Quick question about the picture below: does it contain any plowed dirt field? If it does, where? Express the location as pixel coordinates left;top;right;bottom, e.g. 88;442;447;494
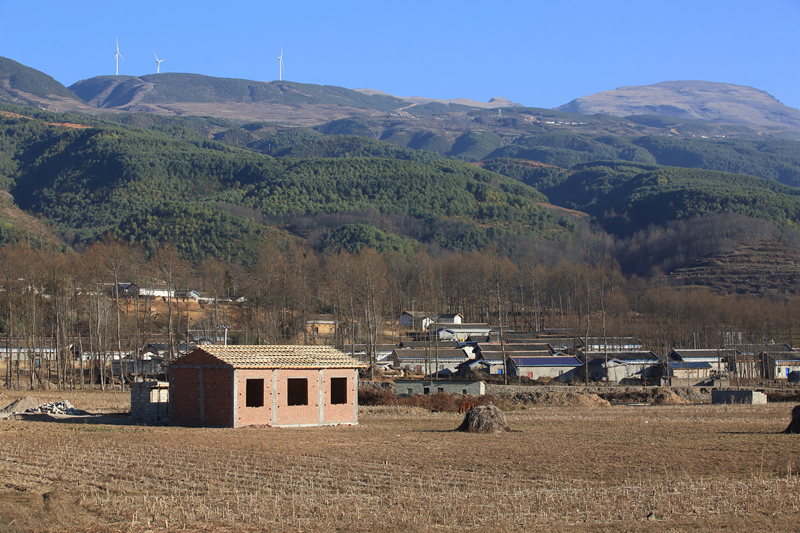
0;390;798;532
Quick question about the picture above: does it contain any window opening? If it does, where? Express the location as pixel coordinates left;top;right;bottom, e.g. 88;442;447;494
330;377;348;405
287;378;308;406
246;379;264;407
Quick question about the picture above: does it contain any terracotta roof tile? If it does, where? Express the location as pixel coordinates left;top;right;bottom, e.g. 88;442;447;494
176;345;367;369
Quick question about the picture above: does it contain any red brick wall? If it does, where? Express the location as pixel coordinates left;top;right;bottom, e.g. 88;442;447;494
236;369;275;427
320;369;357;425
173;365;359;428
170;366;233;426
178;350;223;365
170;367;201;426
273;369;321;427
202;368;233;427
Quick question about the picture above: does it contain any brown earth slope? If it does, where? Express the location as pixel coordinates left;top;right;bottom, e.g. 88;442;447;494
668;240;800;295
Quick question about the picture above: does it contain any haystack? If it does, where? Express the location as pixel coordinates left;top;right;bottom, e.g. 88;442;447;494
651;389;690;405
783;405;800;434
455;402;510;433
0;396;43;415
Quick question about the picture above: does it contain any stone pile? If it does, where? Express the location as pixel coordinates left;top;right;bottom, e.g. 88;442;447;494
25;400;85;415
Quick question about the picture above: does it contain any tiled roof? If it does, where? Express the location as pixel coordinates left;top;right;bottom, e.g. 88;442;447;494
175;345;367;369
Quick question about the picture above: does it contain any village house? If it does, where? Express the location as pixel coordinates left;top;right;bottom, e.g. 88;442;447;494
456;358;504;376
436;323;492;342
305;315;336;343
580;337;643;352
438;313;463;324
667;348;731;367
585;351;661;384
666;348;732;384
113;283;139;297
664;361;714;386
476;342;554;358
763;352;800;380
398;311;436;330
726;350;765;380
509;354;583;381
139;286;175;299
169;345;365;428
388;347;470;376
177;289;202;301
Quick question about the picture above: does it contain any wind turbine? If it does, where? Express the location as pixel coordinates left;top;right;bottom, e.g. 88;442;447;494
153;51;165;74
277;48;285;81
114;38;124;75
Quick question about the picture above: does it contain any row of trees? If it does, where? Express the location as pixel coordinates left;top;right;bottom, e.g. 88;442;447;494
3;235;800;390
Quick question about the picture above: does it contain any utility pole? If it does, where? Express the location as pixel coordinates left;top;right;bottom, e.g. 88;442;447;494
217;325;230;346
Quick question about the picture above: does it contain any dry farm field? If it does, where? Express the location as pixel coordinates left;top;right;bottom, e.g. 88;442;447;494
0;389;799;532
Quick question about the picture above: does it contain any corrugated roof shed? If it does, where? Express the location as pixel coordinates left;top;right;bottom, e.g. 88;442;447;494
669;349;734;361
391;348;468;361
478;342;553;353
667;361;713;370
510;356;582;367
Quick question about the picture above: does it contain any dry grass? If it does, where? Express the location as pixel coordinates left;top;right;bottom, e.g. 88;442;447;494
0;388;130;414
1;391;799;532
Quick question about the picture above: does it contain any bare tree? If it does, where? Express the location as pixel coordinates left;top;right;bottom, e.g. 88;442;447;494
152;245;184;360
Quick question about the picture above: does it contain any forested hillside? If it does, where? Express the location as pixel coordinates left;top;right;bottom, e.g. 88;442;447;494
0;57;82;104
543;161;800;235
70;74;409;110
482;132;800;187
0;104;564;262
3;55;800;287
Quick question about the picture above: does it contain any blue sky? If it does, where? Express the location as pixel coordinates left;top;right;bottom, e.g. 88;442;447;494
1;0;798;110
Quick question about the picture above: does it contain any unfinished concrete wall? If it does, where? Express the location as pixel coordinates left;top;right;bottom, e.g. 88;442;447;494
711;390;768;405
396;380;485;396
130;381;169;422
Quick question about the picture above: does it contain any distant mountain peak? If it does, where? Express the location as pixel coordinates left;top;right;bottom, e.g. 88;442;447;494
354;89;522;109
0;56;83;106
557;80;800;134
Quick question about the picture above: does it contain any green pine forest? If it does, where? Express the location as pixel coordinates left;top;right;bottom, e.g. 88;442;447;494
3;95;800;277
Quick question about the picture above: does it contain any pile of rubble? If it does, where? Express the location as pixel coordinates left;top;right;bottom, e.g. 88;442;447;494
24;400;87;416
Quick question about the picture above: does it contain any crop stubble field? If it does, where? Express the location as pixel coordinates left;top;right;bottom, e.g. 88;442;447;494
0;390;799;532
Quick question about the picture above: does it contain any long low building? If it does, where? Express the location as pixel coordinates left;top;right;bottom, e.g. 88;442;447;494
395;380;485;396
509;355;583;380
435;324;492;342
169;345;366;428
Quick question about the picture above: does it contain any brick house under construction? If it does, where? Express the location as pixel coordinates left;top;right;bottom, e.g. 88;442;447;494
169;345;366;428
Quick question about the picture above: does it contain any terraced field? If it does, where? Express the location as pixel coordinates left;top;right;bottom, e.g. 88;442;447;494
669;240;800;294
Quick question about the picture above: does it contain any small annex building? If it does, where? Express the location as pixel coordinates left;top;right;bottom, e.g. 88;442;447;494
169;345;366;428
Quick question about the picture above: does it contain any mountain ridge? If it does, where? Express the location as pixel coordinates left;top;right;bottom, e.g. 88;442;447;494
557;80;800;135
2;55;799;138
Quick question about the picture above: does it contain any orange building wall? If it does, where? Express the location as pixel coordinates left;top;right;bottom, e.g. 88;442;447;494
236;369;275;427
172;365;359;428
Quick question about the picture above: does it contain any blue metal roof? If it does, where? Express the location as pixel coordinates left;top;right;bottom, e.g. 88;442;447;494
511;356;581;367
667;361;712;370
